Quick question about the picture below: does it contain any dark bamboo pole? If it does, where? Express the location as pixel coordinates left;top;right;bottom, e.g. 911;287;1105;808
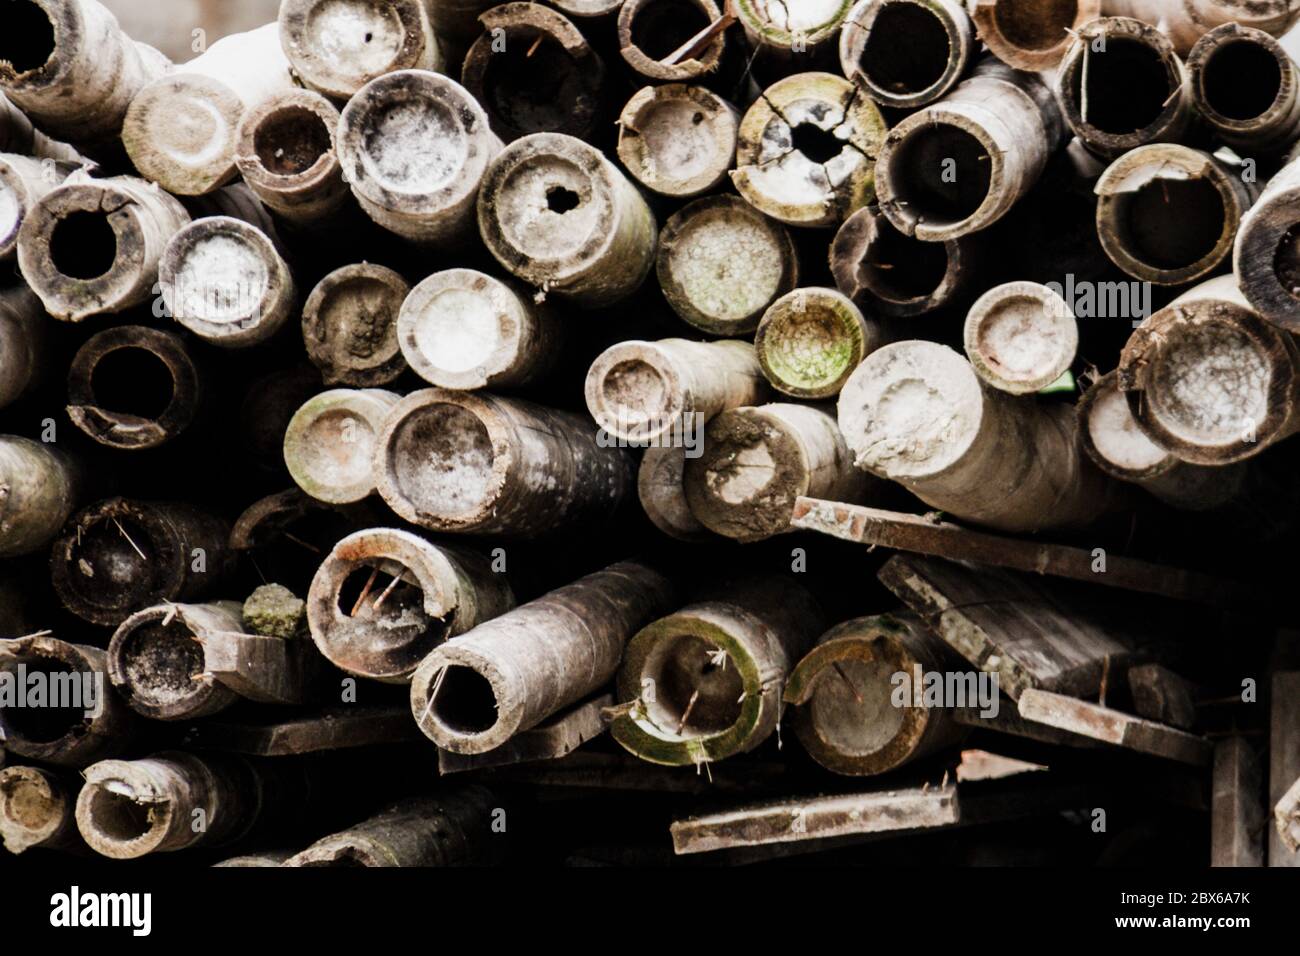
840;0;973;107
0;436;79;559
1187;23;1300;153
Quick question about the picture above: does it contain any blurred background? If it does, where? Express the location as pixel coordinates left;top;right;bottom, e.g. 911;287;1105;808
102;0;280;61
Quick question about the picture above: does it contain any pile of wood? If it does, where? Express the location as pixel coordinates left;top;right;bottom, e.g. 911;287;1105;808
0;0;1298;867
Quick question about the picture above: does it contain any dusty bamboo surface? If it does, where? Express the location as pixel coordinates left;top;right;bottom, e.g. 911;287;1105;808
841;0;972;107
617;0;727;82
65;325;201;450
17;175;190;321
0;286;47;409
1117;274;1300;465
0;633;138;767
1235;153;1300;331
0;154;80;260
784;610;968;776
49;498;234;626
0;765;82;854
0;435;79;558
684;402;877;541
963;281;1077;394
278;0;443;100
755;287;881;399
732;71;886;229
1104;0;1300;54
307;528;515;683
585;338;768;444
0;92;91;163
967;0;1100;70
839;341;1119;533
612;577;823;765
283;389;401;504
876;57;1062;241
553;0;625;17
1187;24;1300;152
398;269;562;390
122;23;296;195
0;0;172;146
617;84;738;198
657;194;799;334
410;561;675;753
302;264;409;387
214;850;293;867
375;389;633;536
479;132;658;307
732;0;853;70
638;446;710;541
1056;17;1190;159
337;69;502;245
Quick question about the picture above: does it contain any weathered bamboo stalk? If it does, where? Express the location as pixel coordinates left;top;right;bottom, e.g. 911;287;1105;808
234;90;349;225
307;528;515;683
657;195;799;334
552;0;625;17
1094;144;1257;286
0;92;91;163
1235;154;1300;332
461;3;607;143
398;269;562;390
0;0;171;146
684;402;877;541
1187;24;1300;153
840;0;973;107
283;789;501;866
613;577;823;766
337;70;502;245
755;287;882;399
283;389;401;504
876;56;1062;241
375;389;633;536
1103;0;1300;55
1117;274;1300;465
0;765;82;854
732;0;852;72
17;175;190;321
65;325;200;450
967;0;1101;71
0;634;138;768
300;264;409;388
732;71;886;229
638;446;709;541
1056;17;1190;160
963;281;1078;394
410;561;675;753
838;341;1119;533
278;0;444;100
159;217;296;347
478;132;658;307
50;498;234;627
0;286;47;409
0;436;79;559
617;84;738;198
784;611;969;776
0;154;80;260
214;851;292;867
585;338;769;444
616;0;727;83
123;23;297;195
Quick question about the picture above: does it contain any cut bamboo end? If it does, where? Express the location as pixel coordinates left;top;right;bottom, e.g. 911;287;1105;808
638;446;710;541
1187;24;1300;152
302;263;409;387
398;269;560;390
17;176;190;322
657;195;799;335
876;57;1062;241
612;578;823;765
967;0;1101;71
617;84;738;198
1095;144;1255;286
1056;17;1190;160
732;71;886;229
830;206;975;318
234;90;349;225
479;132;658;307
585;338;768;444
0;154;78;260
0;286;46;409
338;69;502;245
1104;0;1300;55
278;0;444;100
461;3;607;143
50;498;233;627
963;281;1077;394
617;0;727;82
160;217;296;348
410;561;675;754
755;287;879;399
1235;156;1300;332
1117;274;1300;466
0;765;77;854
783;611;967;776
307;528;515;683
840;0;973;108
107;602;243;721
554;0;625;15
733;0;852;63
66;325;199;450
375;389;632;536
283;389;400;504
684;402;874;542
0;436;78;559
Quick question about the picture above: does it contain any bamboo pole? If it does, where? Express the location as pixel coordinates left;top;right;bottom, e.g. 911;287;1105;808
282;389;401;504
731;0;853;73
616;0;728;83
967;0;1101;71
302;263;411;387
307;528;515;683
1103;0;1300;55
638;446;710;541
617;84;738;198
0;765;82;854
1235;153;1300;332
0;91;92;163
410;561;676;753
425;0;501;68
0;286;47;409
0;436;79;559
755;287;883;399
840;0;973;108
0;154;80;260
1187;24;1300;153
962;281;1078;394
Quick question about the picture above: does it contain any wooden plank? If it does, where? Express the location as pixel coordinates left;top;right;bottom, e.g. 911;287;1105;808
180;706;422;756
953;700;1103;749
792;497;1251;610
1211;736;1265;866
1268;630;1300;866
1128;663;1197;731
438;695;611;775
1017;689;1212;766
